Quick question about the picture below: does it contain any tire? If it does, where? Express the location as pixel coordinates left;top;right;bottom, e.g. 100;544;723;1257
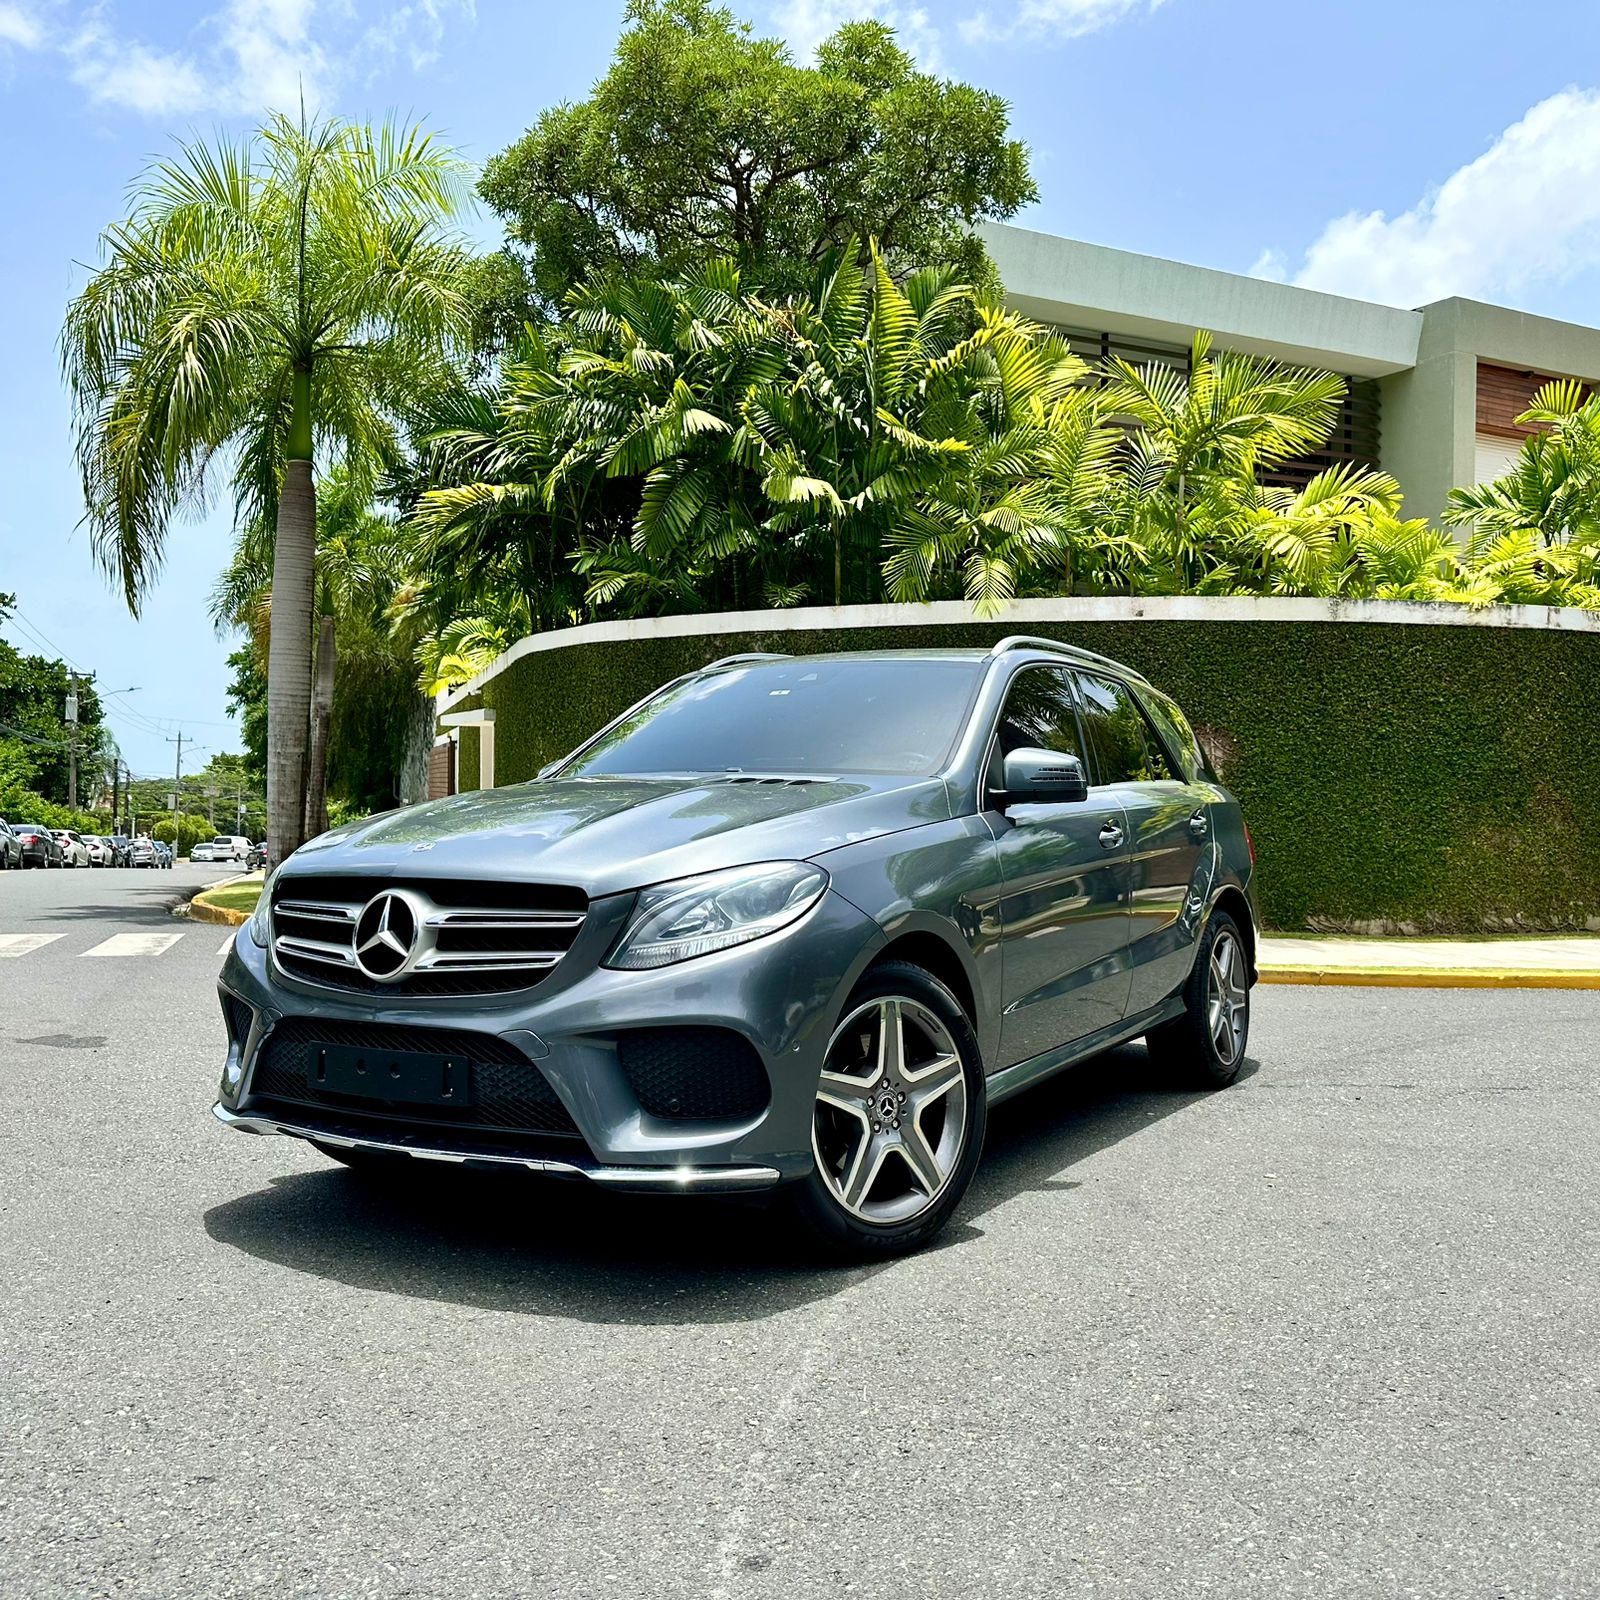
1144;909;1251;1087
780;960;987;1260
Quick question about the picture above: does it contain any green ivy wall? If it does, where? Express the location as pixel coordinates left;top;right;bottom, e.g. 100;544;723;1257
440;604;1600;934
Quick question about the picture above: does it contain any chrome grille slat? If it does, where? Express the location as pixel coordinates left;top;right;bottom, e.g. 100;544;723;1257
270;876;587;997
276;934;358;967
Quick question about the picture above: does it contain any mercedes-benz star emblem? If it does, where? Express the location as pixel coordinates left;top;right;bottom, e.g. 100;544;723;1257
352;891;420;981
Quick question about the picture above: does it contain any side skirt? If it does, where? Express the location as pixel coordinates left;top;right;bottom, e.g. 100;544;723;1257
984;996;1186;1108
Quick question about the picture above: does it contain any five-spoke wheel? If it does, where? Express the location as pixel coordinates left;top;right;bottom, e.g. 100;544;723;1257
786;961;986;1256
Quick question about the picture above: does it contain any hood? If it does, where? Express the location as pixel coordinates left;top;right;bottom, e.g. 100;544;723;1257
283;773;951;898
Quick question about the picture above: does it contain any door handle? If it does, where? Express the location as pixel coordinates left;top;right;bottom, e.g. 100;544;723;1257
1188;809;1209;838
1098;820;1124;850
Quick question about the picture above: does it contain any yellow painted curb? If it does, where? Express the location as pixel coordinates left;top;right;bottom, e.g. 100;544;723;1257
1260;966;1600;990
185;894;253;927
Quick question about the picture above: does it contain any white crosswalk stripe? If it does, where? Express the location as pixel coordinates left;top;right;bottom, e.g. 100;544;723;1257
81;932;186;959
0;933;66;958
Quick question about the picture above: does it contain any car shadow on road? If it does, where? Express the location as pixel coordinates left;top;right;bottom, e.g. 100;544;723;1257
202;1047;1259;1327
26;883;192;922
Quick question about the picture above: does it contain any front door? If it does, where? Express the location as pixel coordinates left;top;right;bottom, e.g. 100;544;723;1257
1073;670;1212;1015
988;666;1133;1068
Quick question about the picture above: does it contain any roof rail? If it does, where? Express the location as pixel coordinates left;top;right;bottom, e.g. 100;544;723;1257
701;651;791;671
988;635;1148;681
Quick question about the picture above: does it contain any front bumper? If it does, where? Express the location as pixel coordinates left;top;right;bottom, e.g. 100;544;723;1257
211;1103;781;1190
214;887;885;1186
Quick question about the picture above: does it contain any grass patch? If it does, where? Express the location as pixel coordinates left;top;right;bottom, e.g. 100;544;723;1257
194;880;263;915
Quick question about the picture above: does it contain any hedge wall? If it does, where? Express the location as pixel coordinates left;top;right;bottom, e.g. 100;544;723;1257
445;617;1600;934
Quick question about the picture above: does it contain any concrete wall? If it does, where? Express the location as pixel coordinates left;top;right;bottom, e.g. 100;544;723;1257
980;223;1421;377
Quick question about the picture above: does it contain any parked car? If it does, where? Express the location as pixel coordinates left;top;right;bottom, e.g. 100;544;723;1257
130;836;160;868
83;835;117;868
246;841;269;871
155;842;175;868
13;824;63;868
53;830;92;868
108;835;133;866
217;639;1260;1257
0;819;22;870
191;840;220;863
210;835;252;863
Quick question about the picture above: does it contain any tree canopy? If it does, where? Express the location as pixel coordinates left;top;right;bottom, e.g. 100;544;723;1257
478;0;1035;311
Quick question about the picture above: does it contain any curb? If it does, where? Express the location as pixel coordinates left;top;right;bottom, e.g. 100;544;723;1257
181;872;264;928
1260;966;1600;990
185;895;252;927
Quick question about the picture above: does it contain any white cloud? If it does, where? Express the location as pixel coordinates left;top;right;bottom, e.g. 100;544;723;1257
0;2;43;49
960;0;1164;45
67;0;329;115
772;0;942;69
44;0;473;117
361;0;474;73
1254;87;1600;309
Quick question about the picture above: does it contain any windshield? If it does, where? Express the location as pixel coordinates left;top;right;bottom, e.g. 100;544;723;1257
562;658;983;778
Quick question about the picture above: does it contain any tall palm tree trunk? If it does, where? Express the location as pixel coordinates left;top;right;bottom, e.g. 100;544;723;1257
267;375;317;864
303;613;335;839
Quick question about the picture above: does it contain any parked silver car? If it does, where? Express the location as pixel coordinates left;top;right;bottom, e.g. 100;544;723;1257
217;640;1260;1256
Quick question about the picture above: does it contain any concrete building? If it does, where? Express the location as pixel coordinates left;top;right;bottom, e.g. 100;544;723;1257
983;223;1600;522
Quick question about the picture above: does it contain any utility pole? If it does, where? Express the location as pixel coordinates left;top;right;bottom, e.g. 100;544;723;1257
65;673;80;811
167;731;185;852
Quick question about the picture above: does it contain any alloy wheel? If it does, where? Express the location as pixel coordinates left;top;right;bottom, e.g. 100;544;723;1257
1207;929;1248;1066
812;996;969;1225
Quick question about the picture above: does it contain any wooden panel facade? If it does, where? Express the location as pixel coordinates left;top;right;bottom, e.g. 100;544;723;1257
427;737;456;801
1476;363;1553;440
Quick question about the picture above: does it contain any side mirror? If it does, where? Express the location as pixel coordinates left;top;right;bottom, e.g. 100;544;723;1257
1000;747;1089;806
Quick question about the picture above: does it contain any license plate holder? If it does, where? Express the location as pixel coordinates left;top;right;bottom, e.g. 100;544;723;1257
314;1043;472;1107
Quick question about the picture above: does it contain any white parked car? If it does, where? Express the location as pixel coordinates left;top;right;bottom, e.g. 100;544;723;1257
53;830;92;868
190;840;219;863
209;835;252;863
83;835;116;868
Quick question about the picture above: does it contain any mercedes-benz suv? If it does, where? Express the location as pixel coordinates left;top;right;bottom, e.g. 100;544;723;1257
216;638;1259;1255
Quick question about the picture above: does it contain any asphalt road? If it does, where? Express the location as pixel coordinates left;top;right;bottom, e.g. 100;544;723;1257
2;866;1597;1599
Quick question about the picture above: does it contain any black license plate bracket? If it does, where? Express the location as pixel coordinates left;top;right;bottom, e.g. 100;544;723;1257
314;1043;472;1107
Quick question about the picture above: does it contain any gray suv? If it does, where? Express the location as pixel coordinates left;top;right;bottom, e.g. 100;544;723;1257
216;639;1259;1255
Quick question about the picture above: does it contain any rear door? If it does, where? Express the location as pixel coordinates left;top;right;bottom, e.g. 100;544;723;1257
988;665;1132;1066
1073;670;1214;1015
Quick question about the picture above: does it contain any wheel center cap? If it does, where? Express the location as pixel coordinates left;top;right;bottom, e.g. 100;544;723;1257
876;1089;899;1123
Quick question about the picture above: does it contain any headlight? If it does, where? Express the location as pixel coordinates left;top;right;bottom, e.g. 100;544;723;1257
247;868;276;948
606;861;828;970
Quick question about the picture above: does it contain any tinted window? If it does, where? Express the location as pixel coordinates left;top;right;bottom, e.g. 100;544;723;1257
1074;672;1174;784
564;658;982;778
993;665;1086;766
1139;689;1210;782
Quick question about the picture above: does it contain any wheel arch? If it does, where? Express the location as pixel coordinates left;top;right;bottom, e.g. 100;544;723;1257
1208;885;1258;982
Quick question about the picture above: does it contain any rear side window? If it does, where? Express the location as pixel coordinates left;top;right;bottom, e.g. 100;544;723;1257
1138;688;1211;783
1074;672;1175;785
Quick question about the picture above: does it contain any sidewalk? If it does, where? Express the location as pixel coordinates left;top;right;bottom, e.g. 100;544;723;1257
1258;935;1600;989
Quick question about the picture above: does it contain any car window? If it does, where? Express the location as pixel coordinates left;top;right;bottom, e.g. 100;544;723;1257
564;658;984;778
1073;672;1175;785
986;665;1086;803
1138;688;1211;782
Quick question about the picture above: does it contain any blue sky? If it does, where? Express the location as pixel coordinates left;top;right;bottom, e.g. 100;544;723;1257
2;0;1599;776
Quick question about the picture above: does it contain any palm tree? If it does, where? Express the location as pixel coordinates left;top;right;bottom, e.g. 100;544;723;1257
63;114;473;861
1443;380;1600;548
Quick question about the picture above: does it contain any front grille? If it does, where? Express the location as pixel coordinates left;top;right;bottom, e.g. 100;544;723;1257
249;1017;581;1138
270;876;587;997
617;1028;769;1121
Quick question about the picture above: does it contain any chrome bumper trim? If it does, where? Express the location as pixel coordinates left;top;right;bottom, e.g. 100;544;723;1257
211;1102;781;1192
